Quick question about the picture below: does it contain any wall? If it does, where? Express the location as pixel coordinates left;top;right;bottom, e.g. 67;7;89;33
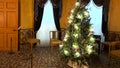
20;0;75;29
108;0;120;31
20;0;34;28
60;0;76;28
19;0;120;31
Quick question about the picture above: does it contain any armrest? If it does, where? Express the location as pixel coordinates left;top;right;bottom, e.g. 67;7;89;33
109;41;120;55
102;41;120;55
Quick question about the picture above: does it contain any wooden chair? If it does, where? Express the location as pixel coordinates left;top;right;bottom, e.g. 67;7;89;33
109;41;120;58
108;41;120;66
102;31;120;54
19;28;40;52
49;31;62;47
94;35;101;54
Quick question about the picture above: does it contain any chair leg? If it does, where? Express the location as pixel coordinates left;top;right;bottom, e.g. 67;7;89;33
50;44;52;48
30;43;33;68
108;56;111;68
50;42;52;48
38;41;40;45
30;43;33;53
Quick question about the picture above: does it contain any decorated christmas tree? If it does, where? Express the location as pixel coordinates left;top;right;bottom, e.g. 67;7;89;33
59;1;95;67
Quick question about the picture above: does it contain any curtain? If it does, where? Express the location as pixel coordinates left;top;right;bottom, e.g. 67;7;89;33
102;0;110;41
34;6;44;31
51;0;62;40
77;0;90;6
34;0;47;32
77;0;103;7
77;0;110;41
93;0;103;6
102;15;108;41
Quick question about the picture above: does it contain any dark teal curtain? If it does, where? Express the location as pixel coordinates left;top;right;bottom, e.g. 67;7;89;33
102;0;110;41
51;0;62;40
77;0;90;6
34;0;47;31
34;6;44;31
93;0;103;6
77;0;103;7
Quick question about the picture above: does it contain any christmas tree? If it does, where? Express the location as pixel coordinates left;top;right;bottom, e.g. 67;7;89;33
59;1;95;66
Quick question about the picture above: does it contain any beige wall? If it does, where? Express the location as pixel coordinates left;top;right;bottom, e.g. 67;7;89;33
20;0;75;29
19;0;120;31
60;0;76;28
20;0;34;28
108;0;120;31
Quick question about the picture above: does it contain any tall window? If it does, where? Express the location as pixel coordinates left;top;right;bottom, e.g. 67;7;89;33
86;0;103;41
36;0;57;46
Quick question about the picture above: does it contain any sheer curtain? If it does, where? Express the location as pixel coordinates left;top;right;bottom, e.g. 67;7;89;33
86;0;103;41
36;0;57;46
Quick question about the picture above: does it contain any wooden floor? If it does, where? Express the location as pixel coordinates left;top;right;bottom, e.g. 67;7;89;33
0;45;120;68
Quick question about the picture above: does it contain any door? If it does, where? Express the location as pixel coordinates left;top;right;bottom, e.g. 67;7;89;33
0;0;18;52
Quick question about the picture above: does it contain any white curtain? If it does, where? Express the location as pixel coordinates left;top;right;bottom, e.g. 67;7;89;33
86;0;104;42
36;0;57;46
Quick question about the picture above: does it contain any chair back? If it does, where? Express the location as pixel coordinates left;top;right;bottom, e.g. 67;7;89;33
50;31;59;40
19;28;35;44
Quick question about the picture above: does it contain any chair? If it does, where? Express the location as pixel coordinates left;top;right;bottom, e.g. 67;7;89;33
94;35;101;54
49;31;62;47
102;31;120;54
108;41;120;66
109;41;120;58
19;28;40;52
